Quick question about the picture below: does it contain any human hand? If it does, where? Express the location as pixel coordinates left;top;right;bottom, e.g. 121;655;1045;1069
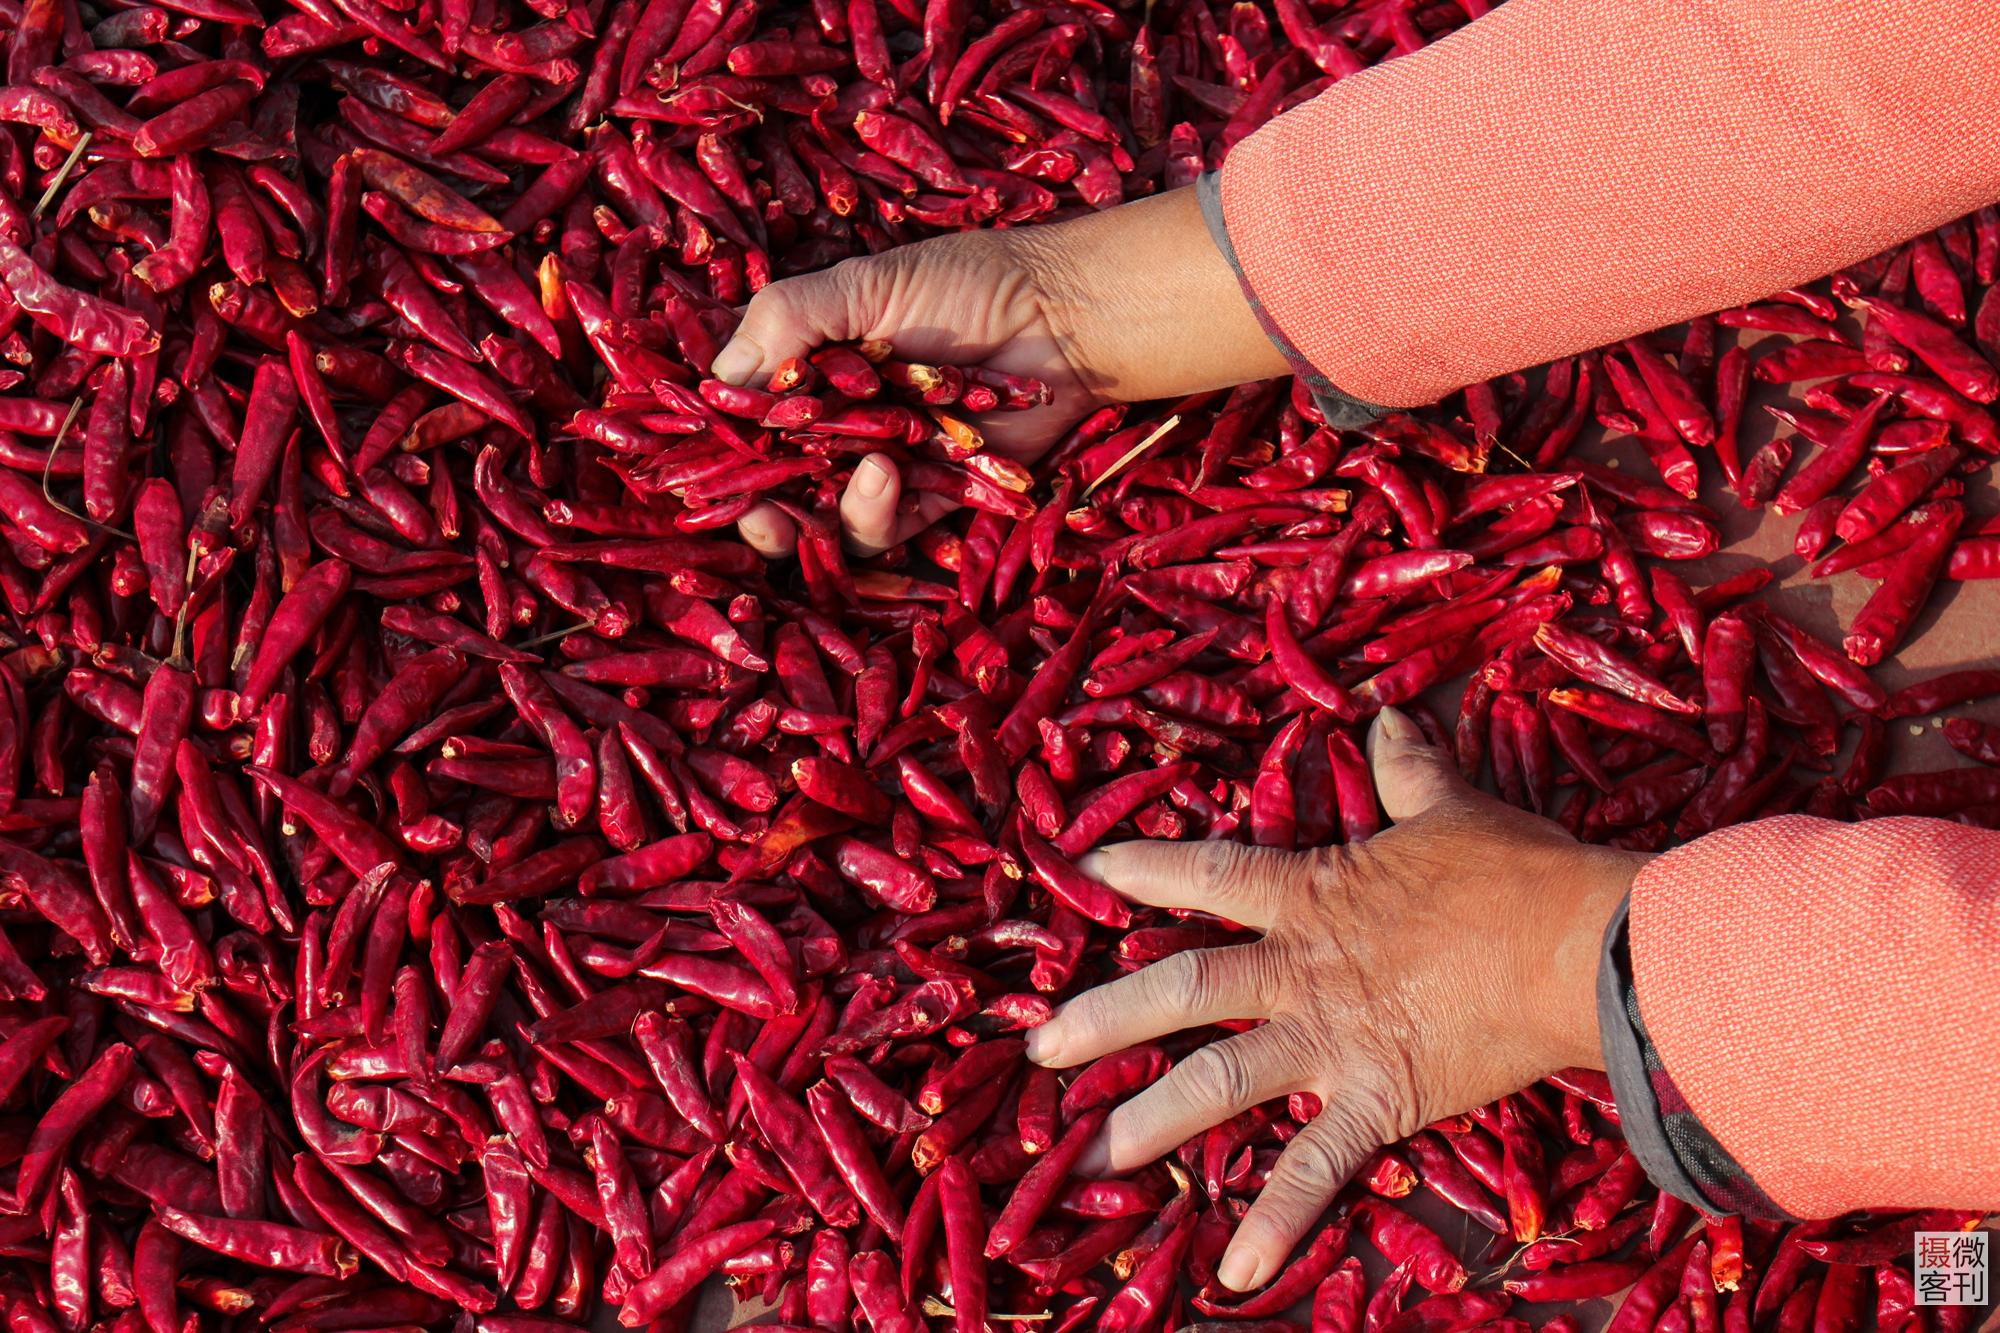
714;187;1290;557
1023;707;1647;1293
716;226;1100;557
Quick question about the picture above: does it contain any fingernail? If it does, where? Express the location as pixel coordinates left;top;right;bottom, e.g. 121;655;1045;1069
710;338;757;386
853;455;893;499
1216;1245;1261;1293
1023;1022;1057;1064
1075;850;1108;882
1374;705;1421;746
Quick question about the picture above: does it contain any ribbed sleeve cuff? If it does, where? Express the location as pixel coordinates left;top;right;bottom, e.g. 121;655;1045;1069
1194;172;1389;430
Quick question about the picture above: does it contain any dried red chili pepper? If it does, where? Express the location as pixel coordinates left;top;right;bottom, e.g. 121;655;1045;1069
1352;1200;1468;1294
1774;393;1893;514
618;1218;778;1325
0;9;1979;1331
1842;508;1964;665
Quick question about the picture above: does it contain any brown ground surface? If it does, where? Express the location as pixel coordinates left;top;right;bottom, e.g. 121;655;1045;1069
1561;371;2000;774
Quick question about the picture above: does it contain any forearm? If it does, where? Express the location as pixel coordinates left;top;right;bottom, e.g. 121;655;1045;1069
1522;843;1647;1073
1219;0;2000;408
1011;187;1289;403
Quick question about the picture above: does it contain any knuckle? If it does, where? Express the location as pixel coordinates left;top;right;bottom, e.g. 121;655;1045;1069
1102;1095;1177;1170
1178;1041;1253;1113
1148;949;1196;1001
1352;1062;1425;1141
1314;1088;1395;1163
1276;1128;1346;1196
1163;946;1223;1014
823;253;881;306
1233;941;1287;1012
1303;844;1357;900
1139;952;1196;1020
1050;990;1109;1050
1258;1015;1324;1076
1239;1140;1344;1255
743;280;788;314
1048;984;1112;1048
1096;1106;1141;1168
1191;840;1248;901
736;285;788;334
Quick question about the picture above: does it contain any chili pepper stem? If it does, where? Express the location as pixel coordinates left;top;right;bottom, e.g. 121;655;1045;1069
31;132;92;220
920;1299;1052;1321
1082;414;1181;499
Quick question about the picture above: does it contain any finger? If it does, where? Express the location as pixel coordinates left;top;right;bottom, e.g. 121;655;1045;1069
1025;941;1267;1070
1077;840;1312;932
1216;1108;1375;1291
839;455;902;557
1082;1019;1305;1177
710;269;851;387
885;491;961;549
736;503;798;558
1366;705;1476;823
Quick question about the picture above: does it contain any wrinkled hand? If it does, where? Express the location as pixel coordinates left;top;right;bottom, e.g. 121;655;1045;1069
715;228;1101;559
711;187;1289;558
1024;708;1647;1293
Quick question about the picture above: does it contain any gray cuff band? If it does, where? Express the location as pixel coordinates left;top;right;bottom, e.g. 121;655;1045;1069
1597;894;1712;1210
1194;172;1391;430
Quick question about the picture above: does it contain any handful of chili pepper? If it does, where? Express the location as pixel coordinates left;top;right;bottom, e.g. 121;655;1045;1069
611;339;1054;533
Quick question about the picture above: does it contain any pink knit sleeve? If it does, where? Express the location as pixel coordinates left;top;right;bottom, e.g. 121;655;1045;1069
1215;0;2000;409
1626;815;2000;1217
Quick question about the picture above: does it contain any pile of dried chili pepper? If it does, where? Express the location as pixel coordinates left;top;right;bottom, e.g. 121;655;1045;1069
0;0;1990;1330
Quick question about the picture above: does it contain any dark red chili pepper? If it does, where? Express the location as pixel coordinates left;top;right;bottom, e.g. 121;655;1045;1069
249;766;405;878
804;1080;905;1234
1099;1209;1196;1333
1194;1215;1351;1318
849;1249;927;1333
618;1218;778;1325
1842;502;1964;664
1506;1259;1652;1302
1352;1201;1468;1294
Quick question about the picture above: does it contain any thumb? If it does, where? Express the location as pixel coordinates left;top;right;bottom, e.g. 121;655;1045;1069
710;265;859;386
1365;706;1473;823
838;454;902;556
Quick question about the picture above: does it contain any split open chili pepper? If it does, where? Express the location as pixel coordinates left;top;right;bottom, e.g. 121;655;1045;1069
1533;622;1697;716
1745;609;1883;711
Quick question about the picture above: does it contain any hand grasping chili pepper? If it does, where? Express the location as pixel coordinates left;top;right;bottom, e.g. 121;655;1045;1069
716;188;1288;557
